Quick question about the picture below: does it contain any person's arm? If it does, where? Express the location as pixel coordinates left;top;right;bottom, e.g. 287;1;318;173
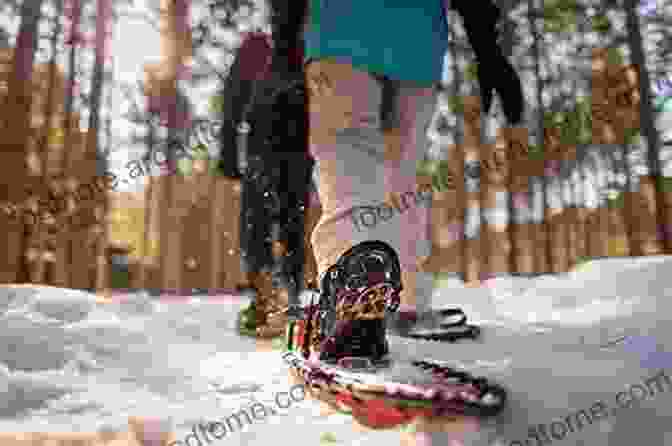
217;33;273;177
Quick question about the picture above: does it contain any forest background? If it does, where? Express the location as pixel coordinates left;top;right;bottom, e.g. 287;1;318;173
0;0;670;274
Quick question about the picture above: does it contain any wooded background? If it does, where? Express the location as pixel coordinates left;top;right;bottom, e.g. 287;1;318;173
0;0;670;291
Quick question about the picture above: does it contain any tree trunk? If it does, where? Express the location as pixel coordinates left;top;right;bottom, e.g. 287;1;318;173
52;0;82;288
32;0;64;285
140;115;156;290
0;0;45;284
155;0;191;293
40;0;63;178
89;0;112;292
100;44;115;291
61;0;80;171
2;0;44;133
527;0;549;273
623;0;667;251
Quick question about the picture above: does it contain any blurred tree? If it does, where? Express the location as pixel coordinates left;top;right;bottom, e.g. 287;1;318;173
139;105;156;289
88;0;114;291
623;0;667;250
30;0;66;285
51;0;84;288
1;0;46;283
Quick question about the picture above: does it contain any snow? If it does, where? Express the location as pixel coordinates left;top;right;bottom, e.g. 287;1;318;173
1;256;672;445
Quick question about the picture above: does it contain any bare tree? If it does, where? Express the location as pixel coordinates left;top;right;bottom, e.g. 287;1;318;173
48;0;84;288
88;0;113;291
623;0;668;251
1;0;46;283
27;0;66;285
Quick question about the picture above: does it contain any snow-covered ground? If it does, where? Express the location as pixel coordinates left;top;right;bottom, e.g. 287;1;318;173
1;256;672;445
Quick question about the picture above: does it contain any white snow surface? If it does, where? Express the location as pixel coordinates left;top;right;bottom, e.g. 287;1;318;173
1;256;672;445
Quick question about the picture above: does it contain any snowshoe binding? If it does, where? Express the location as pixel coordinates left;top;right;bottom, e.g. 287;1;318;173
316;240;402;363
286;241;402;362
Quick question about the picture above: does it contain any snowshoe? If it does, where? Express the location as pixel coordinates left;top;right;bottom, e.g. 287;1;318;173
391;307;482;343
283;241;506;428
282;349;508;428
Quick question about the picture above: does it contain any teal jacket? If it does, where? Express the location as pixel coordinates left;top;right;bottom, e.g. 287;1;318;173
304;0;449;86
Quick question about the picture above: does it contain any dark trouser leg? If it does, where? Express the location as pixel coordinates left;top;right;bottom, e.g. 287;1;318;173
240;157;275;330
275;153;314;307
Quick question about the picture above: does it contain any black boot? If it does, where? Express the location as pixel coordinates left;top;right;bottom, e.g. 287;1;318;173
315;240;402;362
